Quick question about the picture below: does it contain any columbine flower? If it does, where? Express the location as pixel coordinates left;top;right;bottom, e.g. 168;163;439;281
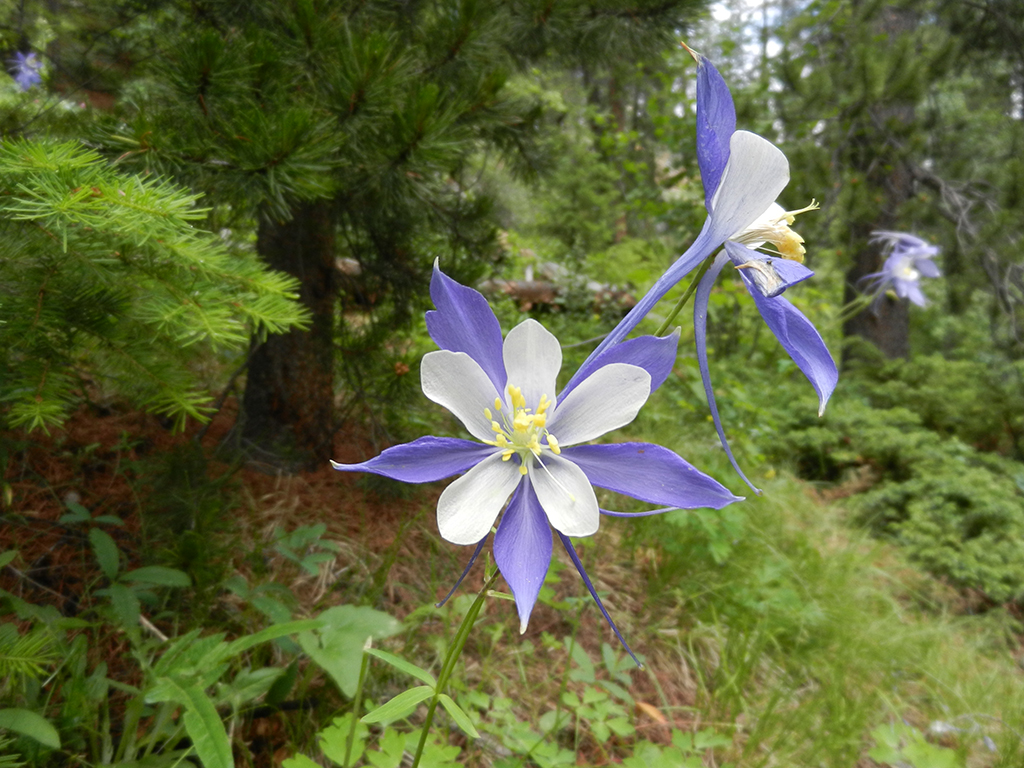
865;231;941;307
570;46;837;493
10;52;42;92
332;264;740;661
689;49;837;491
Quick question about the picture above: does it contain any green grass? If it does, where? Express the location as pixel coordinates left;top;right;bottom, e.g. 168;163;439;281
602;400;1024;767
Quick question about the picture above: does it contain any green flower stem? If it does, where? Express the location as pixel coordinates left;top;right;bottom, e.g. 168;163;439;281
654;255;715;337
410;569;501;768
834;293;876;327
344;648;372;768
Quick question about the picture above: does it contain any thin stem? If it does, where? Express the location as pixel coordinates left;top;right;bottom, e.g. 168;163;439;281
654;255;715;336
344;648;371;768
410;569;501;768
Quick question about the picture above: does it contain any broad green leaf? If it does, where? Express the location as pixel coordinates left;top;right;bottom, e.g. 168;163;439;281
250;595;292;624
319;713;368;767
156;679;232;768
60;501;91;523
692;728;731;750
366;648;436;687
438;694;479;739
0;707;61;749
89;527;120;579
298;606;400;697
217;667;283;709
108;583;140;631
0;550;17;569
365;728;405;768
222;619;322;658
121;566;191;588
265;660;298;707
282;755;321;768
361;686;434;725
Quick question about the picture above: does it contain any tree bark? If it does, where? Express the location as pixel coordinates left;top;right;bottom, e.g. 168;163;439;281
842;5;918;362
242;200;336;470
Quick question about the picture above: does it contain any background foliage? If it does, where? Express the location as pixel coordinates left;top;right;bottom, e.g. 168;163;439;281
3;0;1024;767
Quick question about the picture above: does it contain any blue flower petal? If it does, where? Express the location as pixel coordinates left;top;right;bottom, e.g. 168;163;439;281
724;241;813;298
691;47;736;209
560;330;680;402
567;220;719;388
694;253;761;493
741;278;838;417
426;262;507;395
561;443;742;509
330;436;494;482
494;480;552;633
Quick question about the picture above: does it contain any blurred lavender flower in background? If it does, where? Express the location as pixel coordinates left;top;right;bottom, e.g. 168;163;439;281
866;231;942;307
10;52;42;91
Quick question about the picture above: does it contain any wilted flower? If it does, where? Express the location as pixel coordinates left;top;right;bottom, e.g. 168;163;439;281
333;264;740;660
865;231;941;307
10;52;42;92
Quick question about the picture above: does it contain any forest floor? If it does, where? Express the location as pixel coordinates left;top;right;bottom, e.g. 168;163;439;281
4;401;1024;767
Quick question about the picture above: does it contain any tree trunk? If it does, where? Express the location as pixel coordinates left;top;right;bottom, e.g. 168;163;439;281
241;200;336;470
842;227;911;360
841;5;919;362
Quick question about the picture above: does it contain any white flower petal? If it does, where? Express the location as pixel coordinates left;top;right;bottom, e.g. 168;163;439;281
437;452;522;545
530;455;599;537
731;202;786;249
548;363;650;446
421;350;502;442
502;319;561;409
709;131;790;242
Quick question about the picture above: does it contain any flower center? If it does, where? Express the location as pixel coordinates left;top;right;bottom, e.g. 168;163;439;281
894;258;919;281
484;385;560;475
733;200;818;263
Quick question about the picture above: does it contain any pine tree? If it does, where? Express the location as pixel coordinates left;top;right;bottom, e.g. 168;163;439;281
0;139;308;432
105;0;706;468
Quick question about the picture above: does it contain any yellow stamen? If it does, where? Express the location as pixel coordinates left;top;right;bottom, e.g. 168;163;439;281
547;434;561;455
733;200;818;264
493;397;502;412
484;407;492;421
519;464;528;475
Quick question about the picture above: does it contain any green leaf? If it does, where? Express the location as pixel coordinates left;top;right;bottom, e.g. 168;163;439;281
319;714;368;767
366;648;436;687
60;501;91;523
365;728;405;768
0;550;17;569
437;695;479;739
0;708;61;749
282;755;321;768
217;668;283;709
121;566;191;587
222;619;324;658
154;679;232;768
89;527;120;579
361;686;434;725
298;606;400;697
108;583;140;631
